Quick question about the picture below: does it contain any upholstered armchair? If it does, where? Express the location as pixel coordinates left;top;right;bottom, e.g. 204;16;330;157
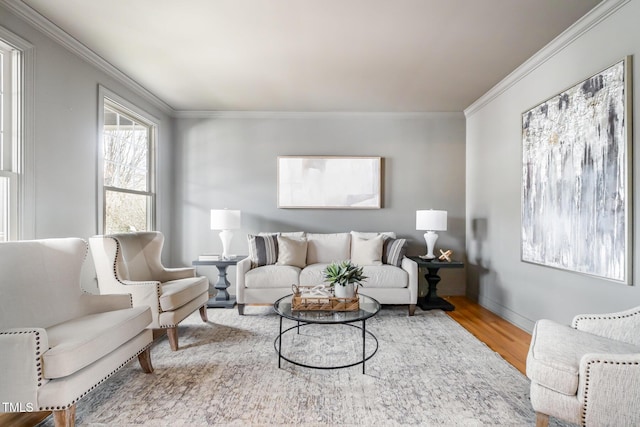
0;238;154;427
89;231;209;351
526;307;640;426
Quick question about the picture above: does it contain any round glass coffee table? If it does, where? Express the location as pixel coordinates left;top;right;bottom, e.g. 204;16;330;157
273;293;381;374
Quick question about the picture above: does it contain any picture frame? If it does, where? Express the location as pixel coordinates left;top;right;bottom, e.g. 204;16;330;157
521;56;633;284
277;156;382;209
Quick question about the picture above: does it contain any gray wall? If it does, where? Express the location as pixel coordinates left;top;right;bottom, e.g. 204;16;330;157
0;5;175;291
465;0;640;331
172;113;466;297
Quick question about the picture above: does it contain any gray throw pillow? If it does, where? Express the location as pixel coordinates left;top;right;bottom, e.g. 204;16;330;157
247;234;278;268
382;238;407;267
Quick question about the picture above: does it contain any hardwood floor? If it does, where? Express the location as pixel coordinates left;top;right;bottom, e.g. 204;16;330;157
444;295;532;375
0;411;49;427
0;296;531;427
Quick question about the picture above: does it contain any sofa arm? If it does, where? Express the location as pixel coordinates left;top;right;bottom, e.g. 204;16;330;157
401;256;418;304
235;257;252;304
0;328;49;409
573;306;640;345
577;352;640;426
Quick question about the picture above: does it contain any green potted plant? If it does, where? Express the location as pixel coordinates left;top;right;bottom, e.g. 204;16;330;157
323;260;368;298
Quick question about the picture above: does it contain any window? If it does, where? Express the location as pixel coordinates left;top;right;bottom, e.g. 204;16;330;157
100;94;156;234
0;38;19;242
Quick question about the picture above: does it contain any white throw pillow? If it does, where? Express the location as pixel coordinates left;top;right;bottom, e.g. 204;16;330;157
276;235;308;268
306;233;351;264
351;236;383;266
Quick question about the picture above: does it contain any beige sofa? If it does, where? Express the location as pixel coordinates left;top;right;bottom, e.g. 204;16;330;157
237;231;418;315
0;238;154;427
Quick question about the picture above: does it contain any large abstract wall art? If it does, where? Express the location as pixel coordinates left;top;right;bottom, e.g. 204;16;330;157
521;57;632;283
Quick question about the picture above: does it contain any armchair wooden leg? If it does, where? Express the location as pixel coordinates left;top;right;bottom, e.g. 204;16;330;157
167;327;179;351
53;404;75;427
409;304;416;316
199;305;208;322
535;412;549;427
137;347;154;373
238;304;245;315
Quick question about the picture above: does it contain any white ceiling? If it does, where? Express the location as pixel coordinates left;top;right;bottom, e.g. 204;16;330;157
19;0;602;112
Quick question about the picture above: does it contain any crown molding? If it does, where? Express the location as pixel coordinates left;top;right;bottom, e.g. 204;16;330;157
2;0;175;116
6;0;621;120
464;0;630;118
172;110;464;119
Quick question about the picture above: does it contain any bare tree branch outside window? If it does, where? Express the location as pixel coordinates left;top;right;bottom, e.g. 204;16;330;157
103;105;153;234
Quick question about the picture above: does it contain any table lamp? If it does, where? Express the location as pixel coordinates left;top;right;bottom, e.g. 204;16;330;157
416;209;447;259
210;209;241;260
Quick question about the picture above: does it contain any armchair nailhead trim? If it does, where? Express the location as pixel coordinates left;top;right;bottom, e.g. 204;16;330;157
109;237;162;311
1;330;45;384
581;359;640;426
38;343;152;411
574;310;640;328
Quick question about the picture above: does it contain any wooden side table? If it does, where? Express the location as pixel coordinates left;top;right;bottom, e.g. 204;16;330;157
408;256;464;311
193;256;246;308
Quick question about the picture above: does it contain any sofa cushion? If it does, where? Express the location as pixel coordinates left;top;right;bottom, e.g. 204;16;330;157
245;265;301;288
248;234;279;267
306;233;351;264
526;319;639;395
159;276;209;311
299;263;330;285
382;238;407;267
361;265;408;288
43;306;151;379
351;236;383;266
276;236;308;268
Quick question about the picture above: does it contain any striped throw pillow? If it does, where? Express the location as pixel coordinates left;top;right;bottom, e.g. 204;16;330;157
382;238;407;267
248;234;279;268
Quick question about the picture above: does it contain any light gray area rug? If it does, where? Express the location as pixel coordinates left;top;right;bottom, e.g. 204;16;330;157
39;306;572;426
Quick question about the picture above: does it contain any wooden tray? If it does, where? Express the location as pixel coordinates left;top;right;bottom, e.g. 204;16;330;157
291;285;360;312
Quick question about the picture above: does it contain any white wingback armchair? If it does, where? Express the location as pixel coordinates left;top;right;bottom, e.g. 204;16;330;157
0;238;154;427
526;306;640;426
89;232;209;351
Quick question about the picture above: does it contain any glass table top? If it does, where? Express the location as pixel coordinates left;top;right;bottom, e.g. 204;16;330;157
274;293;381;324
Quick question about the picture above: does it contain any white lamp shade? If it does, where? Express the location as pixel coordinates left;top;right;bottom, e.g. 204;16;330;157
210;209;241;230
416;210;447;231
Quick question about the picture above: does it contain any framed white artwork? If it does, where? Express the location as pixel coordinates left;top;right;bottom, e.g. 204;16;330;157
277;156;382;209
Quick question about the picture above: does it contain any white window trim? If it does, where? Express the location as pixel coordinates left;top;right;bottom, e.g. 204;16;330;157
97;85;159;234
0;25;35;240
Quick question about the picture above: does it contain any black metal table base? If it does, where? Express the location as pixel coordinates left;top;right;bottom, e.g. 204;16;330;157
409;257;463;312
274;318;378;374
419;295;454;311
421;266;455;311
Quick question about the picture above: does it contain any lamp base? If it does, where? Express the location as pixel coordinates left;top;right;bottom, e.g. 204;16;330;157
219;229;233;260
423;231;439;260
